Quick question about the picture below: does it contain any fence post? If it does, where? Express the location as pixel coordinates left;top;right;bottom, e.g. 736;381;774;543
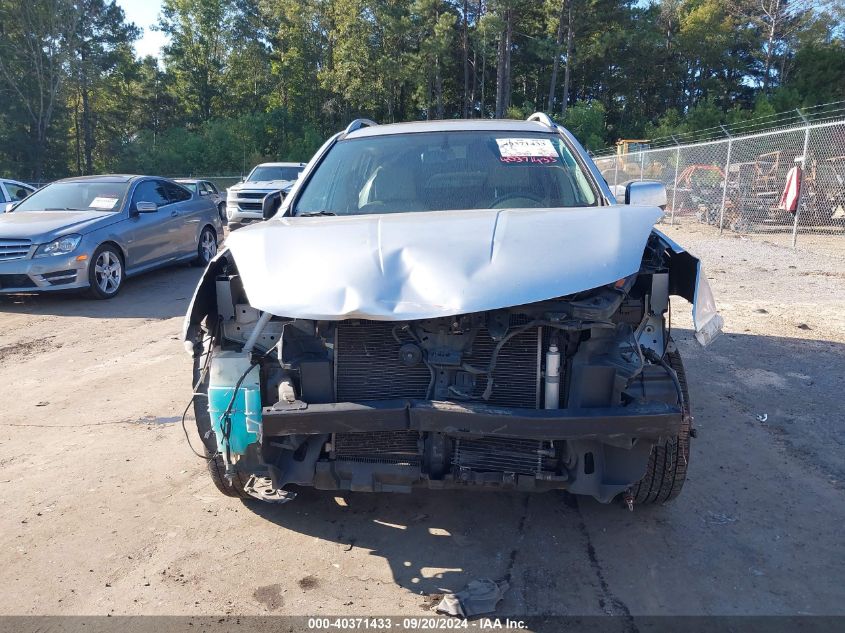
613;154;619;189
717;125;733;236
639;151;645;181
670;136;680;226
792;108;811;249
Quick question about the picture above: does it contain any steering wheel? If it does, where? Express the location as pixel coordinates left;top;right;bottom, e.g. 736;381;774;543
489;192;545;208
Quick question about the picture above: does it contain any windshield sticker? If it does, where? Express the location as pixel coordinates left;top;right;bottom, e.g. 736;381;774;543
496;138;559;164
89;196;119;210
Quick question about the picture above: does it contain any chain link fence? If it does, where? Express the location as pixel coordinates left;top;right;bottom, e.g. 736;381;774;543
594;119;845;255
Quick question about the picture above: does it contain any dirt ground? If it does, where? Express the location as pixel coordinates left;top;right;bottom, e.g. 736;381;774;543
1;221;844;620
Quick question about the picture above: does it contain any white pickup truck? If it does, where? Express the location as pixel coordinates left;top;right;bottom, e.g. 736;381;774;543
225;162;304;229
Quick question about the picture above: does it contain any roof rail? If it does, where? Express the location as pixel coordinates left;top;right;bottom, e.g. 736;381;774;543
526;112;556;128
343;118;379;135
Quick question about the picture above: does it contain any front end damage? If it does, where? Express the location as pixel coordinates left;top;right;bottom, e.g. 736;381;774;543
184;212;721;505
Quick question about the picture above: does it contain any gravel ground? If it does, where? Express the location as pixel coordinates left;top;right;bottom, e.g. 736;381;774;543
0;222;843;621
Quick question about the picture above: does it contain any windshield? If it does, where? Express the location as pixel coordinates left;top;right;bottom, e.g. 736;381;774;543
247;166;301;182
12;181;131;213
294;131;597;216
178;182;198;193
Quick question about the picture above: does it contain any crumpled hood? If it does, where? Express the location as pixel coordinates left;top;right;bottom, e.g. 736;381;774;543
225;205;664;321
0;210;120;242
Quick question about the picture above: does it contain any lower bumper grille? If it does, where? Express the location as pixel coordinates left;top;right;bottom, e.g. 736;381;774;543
334;431;420;465
453;436;547;476
0;274;36;289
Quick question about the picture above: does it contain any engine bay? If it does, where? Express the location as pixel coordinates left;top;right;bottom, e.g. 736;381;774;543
185;233;692;502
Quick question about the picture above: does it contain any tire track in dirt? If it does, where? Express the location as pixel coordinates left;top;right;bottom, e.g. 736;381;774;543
0;336;57;365
572;495;638;629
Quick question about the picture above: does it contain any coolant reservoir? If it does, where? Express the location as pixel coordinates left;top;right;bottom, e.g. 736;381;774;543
207;350;262;455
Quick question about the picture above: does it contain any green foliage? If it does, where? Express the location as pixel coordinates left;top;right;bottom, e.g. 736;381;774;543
560;101;606;151
0;0;843;179
159;0;236;123
786;42;845;107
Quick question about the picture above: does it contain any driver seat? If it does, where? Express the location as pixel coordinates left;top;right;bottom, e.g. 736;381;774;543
360;158;426;213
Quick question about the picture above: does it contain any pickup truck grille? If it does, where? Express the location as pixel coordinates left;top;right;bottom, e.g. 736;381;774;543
230;190;274;212
0;239;31;261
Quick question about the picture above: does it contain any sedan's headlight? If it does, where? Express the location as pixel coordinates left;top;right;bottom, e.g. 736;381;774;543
34;234;82;257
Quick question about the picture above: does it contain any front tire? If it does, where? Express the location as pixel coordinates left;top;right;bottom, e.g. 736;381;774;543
193;362;250;498
87;244;124;299
205;448;251;499
218;203;227;225
632;348;691;505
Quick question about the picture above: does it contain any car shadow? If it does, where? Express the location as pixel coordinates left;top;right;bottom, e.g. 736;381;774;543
237;327;845;610
0;263;203;320
247;485;585;600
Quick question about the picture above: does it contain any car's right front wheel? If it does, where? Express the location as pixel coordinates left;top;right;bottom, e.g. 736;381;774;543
632;347;691;505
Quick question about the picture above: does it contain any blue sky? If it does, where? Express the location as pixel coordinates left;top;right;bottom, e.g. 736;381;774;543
116;0;167;59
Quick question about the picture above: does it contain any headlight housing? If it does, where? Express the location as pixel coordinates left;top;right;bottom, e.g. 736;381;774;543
34;234;82;257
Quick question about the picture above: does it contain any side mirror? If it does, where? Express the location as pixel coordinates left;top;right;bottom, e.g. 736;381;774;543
4;203;14;213
262;191;283;220
135;201;158;213
625;181;667;209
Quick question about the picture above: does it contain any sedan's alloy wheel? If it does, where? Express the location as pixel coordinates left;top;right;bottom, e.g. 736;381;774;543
200;228;217;263
94;250;122;294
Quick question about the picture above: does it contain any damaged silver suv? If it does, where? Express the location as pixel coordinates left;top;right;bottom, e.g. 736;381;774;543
183;114;722;507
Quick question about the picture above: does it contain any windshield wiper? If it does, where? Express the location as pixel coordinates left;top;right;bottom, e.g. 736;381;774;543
299;211;336;217
44;207;86;211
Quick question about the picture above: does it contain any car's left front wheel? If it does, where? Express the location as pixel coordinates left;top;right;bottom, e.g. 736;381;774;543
87;244;124;299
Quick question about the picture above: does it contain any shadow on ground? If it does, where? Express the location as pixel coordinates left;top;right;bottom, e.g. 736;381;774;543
248;486;606;605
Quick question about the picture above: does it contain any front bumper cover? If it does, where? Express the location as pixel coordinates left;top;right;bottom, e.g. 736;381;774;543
261;399;683;440
0;255;89;293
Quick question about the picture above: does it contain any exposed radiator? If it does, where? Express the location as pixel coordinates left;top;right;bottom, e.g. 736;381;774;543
463;324;541;407
335;319;540;407
335;321;431;401
452;437;548;476
333;431;420;465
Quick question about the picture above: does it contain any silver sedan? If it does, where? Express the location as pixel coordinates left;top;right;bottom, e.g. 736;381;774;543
0;175;222;299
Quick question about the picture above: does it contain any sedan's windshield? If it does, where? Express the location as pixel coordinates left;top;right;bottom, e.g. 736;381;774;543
12;181;131;213
178;182;198;193
248;166;301;182
294;131;597;216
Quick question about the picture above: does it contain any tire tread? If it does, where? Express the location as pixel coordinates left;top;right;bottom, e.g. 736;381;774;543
632;347;691;505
